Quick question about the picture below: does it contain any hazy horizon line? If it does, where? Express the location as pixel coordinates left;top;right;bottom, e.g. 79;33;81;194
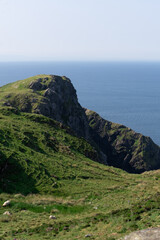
1;60;160;63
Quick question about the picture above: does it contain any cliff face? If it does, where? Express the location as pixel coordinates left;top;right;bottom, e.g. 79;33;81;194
29;75;90;139
85;109;160;173
1;74;160;173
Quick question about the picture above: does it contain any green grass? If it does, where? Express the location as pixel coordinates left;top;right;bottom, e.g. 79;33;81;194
0;170;159;239
0;75;54;112
0;107;98;194
0;78;159;239
0;106;159;239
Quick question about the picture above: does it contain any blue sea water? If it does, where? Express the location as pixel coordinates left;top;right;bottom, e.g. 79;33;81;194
0;61;160;145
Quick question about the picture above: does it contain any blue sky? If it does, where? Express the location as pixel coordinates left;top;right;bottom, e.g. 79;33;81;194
0;0;160;61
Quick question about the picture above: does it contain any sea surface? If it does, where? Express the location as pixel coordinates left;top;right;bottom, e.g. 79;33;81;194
0;61;160;145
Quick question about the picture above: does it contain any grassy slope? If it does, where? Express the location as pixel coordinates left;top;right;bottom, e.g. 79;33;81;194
0;108;159;239
0;107;98;194
0;77;159;239
0;75;48;111
0;170;159;240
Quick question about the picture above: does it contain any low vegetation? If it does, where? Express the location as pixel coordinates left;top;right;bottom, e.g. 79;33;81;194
0;108;159;239
0;76;159;239
0;170;159;239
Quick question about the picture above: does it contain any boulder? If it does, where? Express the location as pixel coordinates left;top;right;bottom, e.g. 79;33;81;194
121;228;160;240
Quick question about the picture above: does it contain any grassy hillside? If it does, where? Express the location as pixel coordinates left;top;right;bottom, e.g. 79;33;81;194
0;107;159;239
0;75;62;111
0;106;98;194
0;74;90;139
0;77;159;239
0;169;159;239
1;74;160;173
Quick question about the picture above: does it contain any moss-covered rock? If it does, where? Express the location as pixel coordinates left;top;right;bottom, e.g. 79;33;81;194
85;109;160;173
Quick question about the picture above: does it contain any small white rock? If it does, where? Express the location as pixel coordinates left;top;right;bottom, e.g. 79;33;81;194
93;206;98;210
3;211;12;216
49;215;56;219
85;234;93;238
3;200;11;207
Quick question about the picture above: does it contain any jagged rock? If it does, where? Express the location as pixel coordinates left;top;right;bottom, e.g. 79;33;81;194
3;200;11;207
5;75;90;140
121;228;160;240
85;109;160;173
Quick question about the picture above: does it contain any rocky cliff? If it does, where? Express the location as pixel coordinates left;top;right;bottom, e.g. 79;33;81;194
1;74;160;173
1;75;89;139
85;109;160;173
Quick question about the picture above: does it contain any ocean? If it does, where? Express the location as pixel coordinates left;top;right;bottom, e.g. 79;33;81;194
0;61;160;145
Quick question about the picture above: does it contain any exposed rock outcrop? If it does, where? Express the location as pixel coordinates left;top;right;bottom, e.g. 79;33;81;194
121;228;160;240
3;75;90;139
30;76;90;139
85;109;160;173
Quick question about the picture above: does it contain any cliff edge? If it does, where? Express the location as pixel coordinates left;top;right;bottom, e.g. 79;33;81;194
1;74;160;173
